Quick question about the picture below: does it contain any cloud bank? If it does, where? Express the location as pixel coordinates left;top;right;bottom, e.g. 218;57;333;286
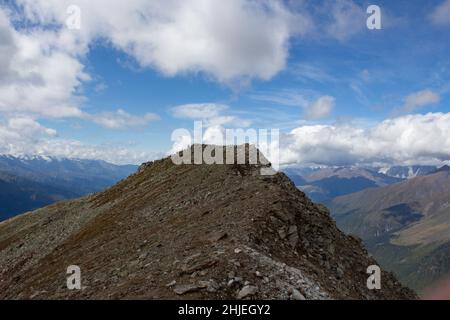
0;115;158;164
281;113;450;167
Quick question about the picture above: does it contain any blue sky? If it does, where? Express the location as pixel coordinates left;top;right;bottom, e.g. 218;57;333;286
1;0;450;166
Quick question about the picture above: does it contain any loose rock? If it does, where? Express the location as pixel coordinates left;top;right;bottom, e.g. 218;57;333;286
237;285;258;299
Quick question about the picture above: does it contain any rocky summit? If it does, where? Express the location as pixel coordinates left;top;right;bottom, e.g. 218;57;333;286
0;145;415;300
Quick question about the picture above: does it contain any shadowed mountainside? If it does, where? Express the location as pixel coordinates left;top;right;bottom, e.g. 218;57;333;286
330;169;450;292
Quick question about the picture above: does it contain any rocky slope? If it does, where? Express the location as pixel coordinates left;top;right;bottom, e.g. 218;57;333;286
0;145;415;299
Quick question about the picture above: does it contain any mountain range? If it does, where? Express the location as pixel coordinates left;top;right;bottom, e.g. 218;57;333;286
329;166;450;291
0;150;445;296
0;145;414;300
282;166;433;203
0;155;137;221
378;165;438;179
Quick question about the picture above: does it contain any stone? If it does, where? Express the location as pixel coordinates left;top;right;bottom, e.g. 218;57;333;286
166;280;177;287
208;231;228;243
206;279;220;293
278;228;287;239
287;225;299;246
173;284;200;295
287;225;297;235
138;253;148;260
336;267;344;279
237;285;258;299
290;288;306;300
197;280;210;288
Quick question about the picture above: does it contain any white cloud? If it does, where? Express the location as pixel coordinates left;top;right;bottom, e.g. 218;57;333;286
0;9;88;118
7;117;57;137
15;0;307;83
0;0;311;139
172;103;251;127
400;89;440;113
305;96;335;119
430;0;450;25
0;7;162;128
281;112;450;166
172;103;228;120
86;109;159;129
0;116;55;155
28;139;160;165
0;116;158;164
0;117;56;153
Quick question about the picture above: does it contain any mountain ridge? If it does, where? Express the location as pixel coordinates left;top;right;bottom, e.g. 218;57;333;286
0;145;415;300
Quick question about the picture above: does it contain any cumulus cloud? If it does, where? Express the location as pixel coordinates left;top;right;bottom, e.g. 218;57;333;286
281;112;450;166
0;1;309;163
86;109;160;129
0;116;55;155
0;117;57;154
0;9;88;118
430;0;450;25
305;96;335;119
0;7;162;128
15;0;307;83
400;89;440;113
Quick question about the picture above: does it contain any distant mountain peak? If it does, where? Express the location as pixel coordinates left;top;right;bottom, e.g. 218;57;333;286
378;165;437;179
433;165;450;174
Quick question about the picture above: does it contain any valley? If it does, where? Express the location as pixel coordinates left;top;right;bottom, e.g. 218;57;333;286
327;167;450;292
0;155;137;221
